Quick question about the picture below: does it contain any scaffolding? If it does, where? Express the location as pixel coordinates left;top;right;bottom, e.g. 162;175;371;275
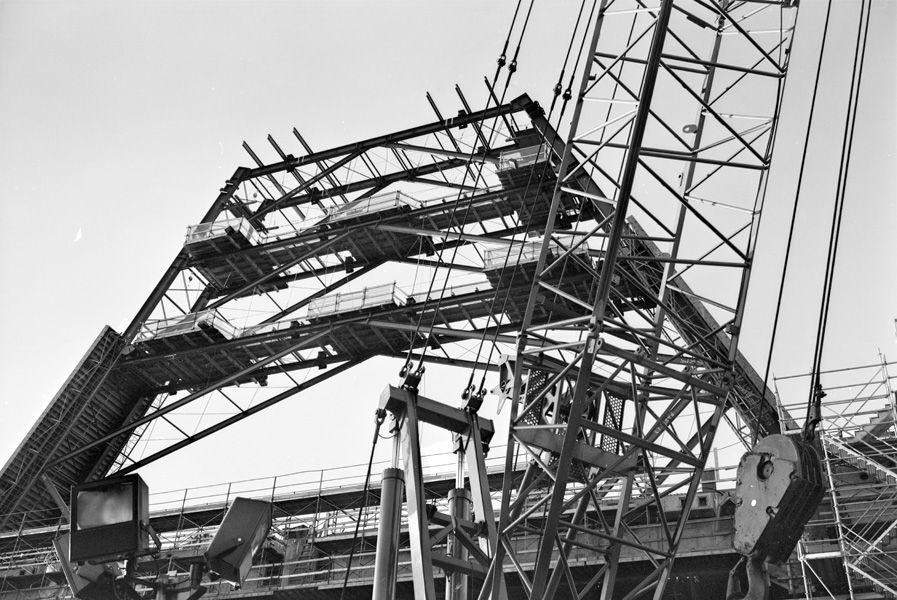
0;450;746;600
779;356;897;598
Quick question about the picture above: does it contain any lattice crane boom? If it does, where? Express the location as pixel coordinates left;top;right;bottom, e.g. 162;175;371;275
482;1;801;599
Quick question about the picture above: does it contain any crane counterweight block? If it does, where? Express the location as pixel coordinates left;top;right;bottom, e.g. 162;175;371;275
732;434;824;564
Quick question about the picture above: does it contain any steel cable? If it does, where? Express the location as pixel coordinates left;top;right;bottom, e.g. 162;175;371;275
338;409;385;600
399;0;538;376
806;0;872;439
462;1;600;396
757;0;834;446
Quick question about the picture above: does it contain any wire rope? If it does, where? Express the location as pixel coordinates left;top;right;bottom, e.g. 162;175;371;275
550;0;592;113
502;0;537;89
469;85;580;397
397;0;607;414
498;0;525;75
460;1;599;397
757;0;834;446
398;0;538;378
470;0;656;401
805;0;872;440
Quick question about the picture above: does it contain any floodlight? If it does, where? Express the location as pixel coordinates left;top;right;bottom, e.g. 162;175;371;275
70;474;152;564
204;497;272;587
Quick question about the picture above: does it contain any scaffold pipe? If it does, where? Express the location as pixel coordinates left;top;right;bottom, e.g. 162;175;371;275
446;488;472;600
373;468;405;600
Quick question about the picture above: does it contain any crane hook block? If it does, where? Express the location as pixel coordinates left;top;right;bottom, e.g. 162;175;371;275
732;434;824;564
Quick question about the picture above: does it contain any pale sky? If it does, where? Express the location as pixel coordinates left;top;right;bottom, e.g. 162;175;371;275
1;1;894;495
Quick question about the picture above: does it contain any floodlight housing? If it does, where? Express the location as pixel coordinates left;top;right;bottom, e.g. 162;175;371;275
70;474;151;564
204;497;272;587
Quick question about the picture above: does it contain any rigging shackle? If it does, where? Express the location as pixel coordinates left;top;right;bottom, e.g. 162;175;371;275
372;408;387;444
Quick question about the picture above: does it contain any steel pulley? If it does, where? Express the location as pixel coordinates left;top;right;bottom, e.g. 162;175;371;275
732;434;825;564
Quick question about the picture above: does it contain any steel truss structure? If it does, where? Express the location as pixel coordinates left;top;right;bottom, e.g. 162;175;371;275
0;2;805;600
481;2;800;599
1;92;567;531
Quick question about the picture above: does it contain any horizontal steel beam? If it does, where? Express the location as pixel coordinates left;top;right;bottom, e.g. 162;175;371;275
244;94;536;179
380;385;495;444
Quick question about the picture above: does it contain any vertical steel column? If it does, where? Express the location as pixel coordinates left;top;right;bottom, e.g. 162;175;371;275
599;472;636;600
446;488;472;600
401;395;438;600
373;468;405;600
464;416;499;557
465;412;508;600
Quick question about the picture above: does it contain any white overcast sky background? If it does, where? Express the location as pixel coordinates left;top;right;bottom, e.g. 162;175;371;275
0;1;895;495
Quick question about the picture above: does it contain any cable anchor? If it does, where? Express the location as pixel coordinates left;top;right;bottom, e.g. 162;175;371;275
463;386;486;413
402;365;425;391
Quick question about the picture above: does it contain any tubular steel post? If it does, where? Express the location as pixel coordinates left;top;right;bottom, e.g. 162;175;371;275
400;395;437;600
372;468;405;600
446;488;472;600
448;434;470;600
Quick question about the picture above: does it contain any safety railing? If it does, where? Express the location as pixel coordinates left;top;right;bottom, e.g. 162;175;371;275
322;191;421;225
498;143;551;172
134;309;238;343
184;217;260;247
480;233;589;270
774;358;897;437
0;458;740;550
0;461;740;564
0;450;742;600
306;282;408;319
